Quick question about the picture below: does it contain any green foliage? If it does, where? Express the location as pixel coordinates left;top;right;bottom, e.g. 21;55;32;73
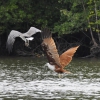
0;0;100;35
54;0;88;34
54;0;100;35
0;0;60;34
87;0;100;32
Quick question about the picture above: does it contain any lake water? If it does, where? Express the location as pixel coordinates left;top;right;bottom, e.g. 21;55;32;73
0;57;100;100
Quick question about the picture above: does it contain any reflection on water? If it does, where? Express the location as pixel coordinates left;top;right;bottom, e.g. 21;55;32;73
0;57;100;100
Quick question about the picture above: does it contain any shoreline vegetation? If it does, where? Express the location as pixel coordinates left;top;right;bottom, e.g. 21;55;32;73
0;0;100;58
0;31;100;58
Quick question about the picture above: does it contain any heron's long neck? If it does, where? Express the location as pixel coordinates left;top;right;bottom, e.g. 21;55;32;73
45;63;55;71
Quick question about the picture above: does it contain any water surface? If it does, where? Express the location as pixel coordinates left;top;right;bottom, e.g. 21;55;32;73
0;57;100;100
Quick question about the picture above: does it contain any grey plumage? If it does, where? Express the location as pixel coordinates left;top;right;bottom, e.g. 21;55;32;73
6;27;41;53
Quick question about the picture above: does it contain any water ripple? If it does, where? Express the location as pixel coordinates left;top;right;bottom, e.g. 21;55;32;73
0;57;100;99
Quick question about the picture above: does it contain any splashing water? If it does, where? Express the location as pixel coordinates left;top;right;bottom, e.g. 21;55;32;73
0;57;100;100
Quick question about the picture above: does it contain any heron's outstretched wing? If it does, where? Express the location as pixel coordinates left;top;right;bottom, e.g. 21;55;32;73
6;30;22;53
41;28;62;68
60;46;79;68
23;27;41;37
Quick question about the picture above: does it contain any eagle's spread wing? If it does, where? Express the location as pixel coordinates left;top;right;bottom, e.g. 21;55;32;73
41;28;62;68
60;46;79;68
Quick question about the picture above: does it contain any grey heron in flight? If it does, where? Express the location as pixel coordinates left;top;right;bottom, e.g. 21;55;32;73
6;27;41;53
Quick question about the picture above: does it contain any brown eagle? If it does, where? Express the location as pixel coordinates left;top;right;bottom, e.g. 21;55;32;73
41;28;79;77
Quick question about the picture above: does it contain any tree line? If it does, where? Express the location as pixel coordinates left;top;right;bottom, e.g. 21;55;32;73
0;0;100;57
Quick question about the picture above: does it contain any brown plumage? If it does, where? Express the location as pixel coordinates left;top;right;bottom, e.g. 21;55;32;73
41;28;79;74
